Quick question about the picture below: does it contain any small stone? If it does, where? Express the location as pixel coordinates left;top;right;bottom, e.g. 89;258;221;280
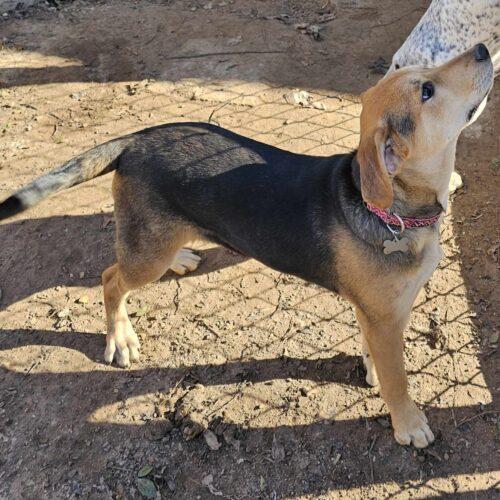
183;422;204;440
57;308;70;319
202;474;213;486
115;483;124;498
444;453;450;461
312;101;326;110
271;434;285;461
203;429;221;450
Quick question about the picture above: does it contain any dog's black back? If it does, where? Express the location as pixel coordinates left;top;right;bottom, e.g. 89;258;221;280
116;123;356;289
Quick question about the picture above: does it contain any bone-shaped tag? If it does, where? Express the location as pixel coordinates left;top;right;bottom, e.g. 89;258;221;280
383;237;410;254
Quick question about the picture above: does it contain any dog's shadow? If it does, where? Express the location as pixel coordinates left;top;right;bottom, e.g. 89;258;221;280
0;327;365;387
0;330;496;496
0;212;247;309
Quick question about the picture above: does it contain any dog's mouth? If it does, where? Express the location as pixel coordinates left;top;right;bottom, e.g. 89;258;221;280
467;86;492;121
467;104;479;122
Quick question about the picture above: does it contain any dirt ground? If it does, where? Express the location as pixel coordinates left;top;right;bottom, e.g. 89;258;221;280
0;0;498;498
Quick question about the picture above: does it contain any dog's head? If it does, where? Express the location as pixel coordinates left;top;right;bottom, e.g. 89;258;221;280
357;43;494;209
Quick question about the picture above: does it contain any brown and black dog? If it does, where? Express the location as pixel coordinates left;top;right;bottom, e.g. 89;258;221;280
0;45;493;448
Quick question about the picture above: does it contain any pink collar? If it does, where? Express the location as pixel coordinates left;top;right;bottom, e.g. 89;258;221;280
366;203;442;230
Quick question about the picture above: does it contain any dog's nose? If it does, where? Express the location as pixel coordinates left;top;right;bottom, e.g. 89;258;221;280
473;43;490;62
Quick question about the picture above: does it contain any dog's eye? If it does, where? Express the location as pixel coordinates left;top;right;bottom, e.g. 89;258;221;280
422;81;434;102
394;63;400;70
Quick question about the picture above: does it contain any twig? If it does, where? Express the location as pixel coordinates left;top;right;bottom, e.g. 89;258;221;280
24;361;39;377
163;50;286;61
367;435;377;482
208;101;230;125
196;318;221;338
169;374;186;396
456;410;499;427
206;391;240;418
173;281;181;313
451;408;457;427
369;8;424;30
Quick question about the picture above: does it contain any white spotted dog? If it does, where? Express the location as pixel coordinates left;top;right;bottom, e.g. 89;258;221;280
389;0;498;127
390;0;499;73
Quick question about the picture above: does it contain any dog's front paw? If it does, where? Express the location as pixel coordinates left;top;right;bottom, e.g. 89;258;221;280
170;248;201;275
391;399;434;448
104;321;140;367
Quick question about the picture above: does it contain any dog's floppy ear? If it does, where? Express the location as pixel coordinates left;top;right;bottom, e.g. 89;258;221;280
357;125;409;209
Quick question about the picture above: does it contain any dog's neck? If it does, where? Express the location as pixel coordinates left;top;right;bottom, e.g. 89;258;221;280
350;141;456;217
395;141;457;214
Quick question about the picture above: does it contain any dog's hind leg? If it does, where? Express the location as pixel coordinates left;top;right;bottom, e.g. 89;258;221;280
102;263;139;367
102;227;197;367
102;176;199;367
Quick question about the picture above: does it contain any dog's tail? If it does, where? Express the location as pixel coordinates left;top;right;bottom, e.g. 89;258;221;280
0;137;131;221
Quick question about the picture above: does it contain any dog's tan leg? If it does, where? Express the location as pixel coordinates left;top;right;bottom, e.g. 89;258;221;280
102;232;193;367
104;172;201;366
355;308;434;448
103;248;179;367
102;263;138;367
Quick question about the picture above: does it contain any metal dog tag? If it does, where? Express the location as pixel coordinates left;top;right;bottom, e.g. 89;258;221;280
383;236;410;254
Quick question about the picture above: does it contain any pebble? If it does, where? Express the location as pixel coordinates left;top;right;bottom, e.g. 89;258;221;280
203;429;221;450
57;308;70;319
